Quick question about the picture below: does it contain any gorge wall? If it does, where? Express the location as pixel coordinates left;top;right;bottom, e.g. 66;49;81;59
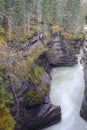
80;46;87;120
0;28;84;130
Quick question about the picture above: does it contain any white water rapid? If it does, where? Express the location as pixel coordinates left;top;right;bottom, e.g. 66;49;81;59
43;54;87;130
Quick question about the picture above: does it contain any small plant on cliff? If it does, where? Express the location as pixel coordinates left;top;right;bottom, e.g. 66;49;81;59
29;66;44;84
50;25;60;32
24;86;48;102
0;25;4;35
0;65;13;108
0;106;15;130
0;36;7;46
0;65;15;130
73;33;85;40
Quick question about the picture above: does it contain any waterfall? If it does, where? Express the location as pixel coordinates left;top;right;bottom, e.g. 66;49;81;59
43;54;87;130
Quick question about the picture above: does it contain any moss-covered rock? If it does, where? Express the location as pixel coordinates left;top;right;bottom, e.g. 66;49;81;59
73;33;85;40
0;65;13;109
42;86;48;94
0;36;7;46
61;32;73;40
24;86;48;102
24;90;41;102
0;26;5;35
50;25;60;32
0;107;15;130
29;66;44;84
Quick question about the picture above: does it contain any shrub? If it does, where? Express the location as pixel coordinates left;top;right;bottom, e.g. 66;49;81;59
29;66;44;84
0;65;15;130
50;25;60;32
73;33;85;40
0;36;7;46
0;65;13;108
24;90;41;102
0;25;4;35
0;106;15;130
62;32;73;40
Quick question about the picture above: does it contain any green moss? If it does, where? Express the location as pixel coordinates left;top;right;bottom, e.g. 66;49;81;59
0;106;15;130
29;66;44;84
24;90;41;102
0;66;15;130
0;25;4;35
24;86;48;102
20;36;27;43
74;33;85;40
0;65;13;109
42;86;48;94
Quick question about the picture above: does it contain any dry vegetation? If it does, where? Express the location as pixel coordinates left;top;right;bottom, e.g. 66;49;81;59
0;40;46;80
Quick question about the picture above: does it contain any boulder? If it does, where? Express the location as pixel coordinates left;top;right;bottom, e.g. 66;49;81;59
15;104;61;130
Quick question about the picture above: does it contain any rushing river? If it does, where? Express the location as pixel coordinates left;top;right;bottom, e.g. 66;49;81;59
43;54;87;130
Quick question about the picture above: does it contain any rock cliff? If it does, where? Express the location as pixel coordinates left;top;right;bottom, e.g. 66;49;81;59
80;47;87;120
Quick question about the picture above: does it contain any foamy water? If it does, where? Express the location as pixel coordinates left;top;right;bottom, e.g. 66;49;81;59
43;54;87;130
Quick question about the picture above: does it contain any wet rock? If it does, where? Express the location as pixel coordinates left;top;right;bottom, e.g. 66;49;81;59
50;54;78;67
35;52;52;74
68;39;81;54
15;104;61;130
46;32;78;67
80;96;87;120
80;48;87;120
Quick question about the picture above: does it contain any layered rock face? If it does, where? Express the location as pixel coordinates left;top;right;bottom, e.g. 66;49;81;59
47;32;78;67
8;30;82;129
80;28;87;120
80;48;87;120
9;65;61;130
15;32;79;129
